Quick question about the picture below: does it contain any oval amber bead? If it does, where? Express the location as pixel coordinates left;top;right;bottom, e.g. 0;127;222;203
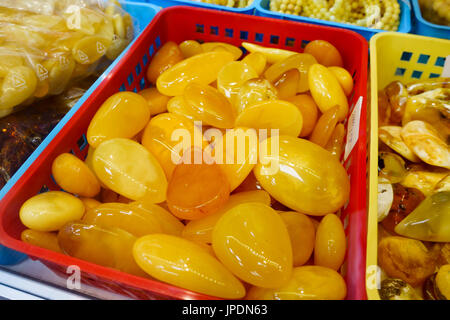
87;92;150;148
304;40;343;67
254;135;350;216
133;234;245;298
309;105;340;147
212;202;293;288
58;221;147;277
235;78;278;114
207;127;258;191
156;51;234;96
83;202;163;237
80;197;102;210
141;112;204;179
217;61;258;105
130;200;184;236
325;123;346;159
138;87;170;116
179;40;203;58
201;42;242;60
308;64;349;121
20;191;85;232
182;190;271;244
314;214;346;270
242;52;267;76
52;153;100;197
235;100;303;137
21;229;62;253
166;155;230;220
274;69;300;100
286;94;319;137
328;66;353;96
279;211;315;267
245;266;346;300
183;82;236;128
146;41;184;84
92;138;167;203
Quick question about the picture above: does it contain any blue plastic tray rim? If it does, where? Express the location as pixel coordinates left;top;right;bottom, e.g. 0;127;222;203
254;0;412;39
411;0;450;32
145;0;256;14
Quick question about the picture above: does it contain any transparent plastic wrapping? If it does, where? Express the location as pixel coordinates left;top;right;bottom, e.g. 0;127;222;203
0;0;134;117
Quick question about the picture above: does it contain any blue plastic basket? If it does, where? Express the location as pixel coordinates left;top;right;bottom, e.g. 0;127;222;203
411;0;450;39
144;0;256;14
255;0;412;41
0;0;160;266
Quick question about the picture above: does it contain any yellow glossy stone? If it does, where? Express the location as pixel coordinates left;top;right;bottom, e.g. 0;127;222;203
242;52;267;76
212;202;293;288
87;92;150;148
52;153;100;197
182;190;271;244
21;229;62;253
83;202;163;237
133;234;245;298
241;42;297;64
141;112;204;179
166;96;196;121
58;221;147;277
130;200;184;236
274;69;300;100
201;42;242;60
205;127;258;191
279;211;315;267
254;135;350;216
183;83;236;128
235;78;278;114
328;66;353;96
179;40;203;58
138;87;170;115
217;61;258;105
314;214;346;270
20;191;85;232
92;138;167;203
235;100;303;137
0;66;37;110
246;266;347;300
80;197;102;210
72;36;110;64
308;64;349;121
156;51;234;96
264;53;317;93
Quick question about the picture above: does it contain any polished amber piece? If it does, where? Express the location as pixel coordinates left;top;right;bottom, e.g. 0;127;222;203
255;136;350;216
217;61;258;105
308;64;349;121
242;52;267;76
235;78;278;114
80;197;102;210
328;66;353;96
286;94;319;137
241;42;297;64
130;200;184;236
201;42;242;60
309;105;340;147
52;153;100;197
212;202;292;288
138;87;170;115
21;229;62;253
304;40;343;67
58;221;146;277
385;81;409;125
183;83;236;128
166;96;196;122
235;100;303;137
87;92;150;148
246;266;346;300
274;69;300;100
0;66;37;110
20;191;85;232
141;112;204;179
325;123;346;159
156;51;234;96
179;40;203;58
166;150;230;220
182;190;271;244
83;202;162;237
92;138;167;203
279;211;315;267
146;41;184;84
207;127;258;191
133;234;245;298
379;126;420;162
264;53;317;93
314;214;346;270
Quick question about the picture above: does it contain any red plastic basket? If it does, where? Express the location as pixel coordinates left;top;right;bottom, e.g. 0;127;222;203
0;6;368;300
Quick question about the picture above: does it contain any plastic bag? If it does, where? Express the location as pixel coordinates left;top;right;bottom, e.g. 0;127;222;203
0;0;134;117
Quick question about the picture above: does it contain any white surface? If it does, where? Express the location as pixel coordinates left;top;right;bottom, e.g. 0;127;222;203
0;259;132;300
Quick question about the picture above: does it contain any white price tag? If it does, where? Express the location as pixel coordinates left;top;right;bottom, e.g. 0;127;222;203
344;96;363;161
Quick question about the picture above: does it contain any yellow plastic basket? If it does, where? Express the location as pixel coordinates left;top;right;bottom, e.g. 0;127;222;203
367;32;450;300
